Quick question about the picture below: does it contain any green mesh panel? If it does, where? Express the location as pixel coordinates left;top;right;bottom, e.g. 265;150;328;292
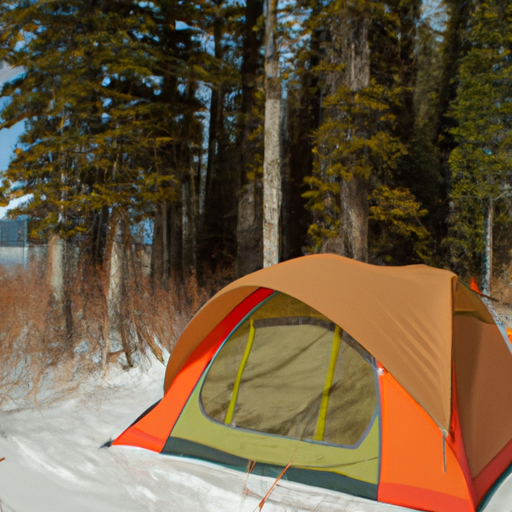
324;335;378;445
201;293;378;447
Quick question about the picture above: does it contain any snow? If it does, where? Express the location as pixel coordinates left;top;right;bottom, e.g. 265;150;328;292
0;63;23;86
1;356;512;512
0;194;33;219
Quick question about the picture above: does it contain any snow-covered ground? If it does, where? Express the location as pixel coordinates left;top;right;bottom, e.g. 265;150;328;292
0;357;511;512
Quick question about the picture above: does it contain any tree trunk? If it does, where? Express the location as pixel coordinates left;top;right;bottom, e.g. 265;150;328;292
107;217;134;367
48;234;64;302
183;171;197;278
170;200;183;283
340;172;369;262
263;0;281;268
107;219;124;363
162;199;170;288
62;239;74;345
47;233;74;344
235;0;264;277
482;197;493;295
89;205;109;267
335;8;370;262
150;202;164;286
281;21;322;261
204;1;223;221
199;2;237;275
236;180;263;276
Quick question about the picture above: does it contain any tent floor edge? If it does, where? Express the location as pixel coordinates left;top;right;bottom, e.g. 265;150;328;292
163;436;378;500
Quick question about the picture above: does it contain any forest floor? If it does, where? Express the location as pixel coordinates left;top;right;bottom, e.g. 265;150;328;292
1;353;512;512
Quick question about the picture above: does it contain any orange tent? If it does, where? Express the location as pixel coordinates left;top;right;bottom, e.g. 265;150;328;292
113;254;512;511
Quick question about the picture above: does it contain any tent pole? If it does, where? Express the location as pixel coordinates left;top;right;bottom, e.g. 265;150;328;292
225;319;256;425
314;325;342;441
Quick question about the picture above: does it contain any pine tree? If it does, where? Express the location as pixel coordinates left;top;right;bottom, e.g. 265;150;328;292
448;0;512;288
427;0;472;259
198;0;247;278
0;2;161;249
0;0;205;279
303;0;427;264
234;0;265;277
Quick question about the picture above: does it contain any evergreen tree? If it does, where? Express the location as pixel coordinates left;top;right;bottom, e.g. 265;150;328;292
0;0;204;276
303;0;427;264
234;0;265;277
198;0;246;278
402;14;444;253
280;0;323;261
448;0;512;287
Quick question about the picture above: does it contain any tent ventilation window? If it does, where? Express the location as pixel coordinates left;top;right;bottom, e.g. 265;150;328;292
200;292;378;447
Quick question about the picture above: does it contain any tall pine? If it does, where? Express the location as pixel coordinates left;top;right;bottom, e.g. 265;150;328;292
303;0;427;263
448;0;512;288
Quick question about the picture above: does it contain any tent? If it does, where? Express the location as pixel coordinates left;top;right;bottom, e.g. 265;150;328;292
113;254;512;512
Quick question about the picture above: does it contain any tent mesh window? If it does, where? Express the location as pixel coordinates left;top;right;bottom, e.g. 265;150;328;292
200;292;378;447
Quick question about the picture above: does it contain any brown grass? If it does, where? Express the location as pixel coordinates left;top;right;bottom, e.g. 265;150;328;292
0;256;223;406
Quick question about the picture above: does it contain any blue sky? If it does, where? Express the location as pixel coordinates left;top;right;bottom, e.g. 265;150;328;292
0;64;26;218
0;120;24;170
0;63;25;168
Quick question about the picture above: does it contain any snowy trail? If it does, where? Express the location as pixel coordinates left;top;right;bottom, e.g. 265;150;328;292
1;360;511;512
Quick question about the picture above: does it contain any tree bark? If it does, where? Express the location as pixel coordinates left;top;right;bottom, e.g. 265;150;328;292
89;205;109;267
236;180;263;276
482;197;493;295
235;0;264;277
204;1;223;219
263;0;281;268
48;233;64;302
281;22;322;261
340;172;369;262
107;217;133;367
150;202;163;286
170;199;183;282
334;7;370;262
183;170;197;278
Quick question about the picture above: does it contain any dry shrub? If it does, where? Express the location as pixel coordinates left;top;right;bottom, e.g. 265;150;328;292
0;261;53;404
490;274;512;328
125;267;222;362
0;253;225;406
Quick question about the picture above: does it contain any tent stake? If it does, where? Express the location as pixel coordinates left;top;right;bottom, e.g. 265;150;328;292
257;460;292;511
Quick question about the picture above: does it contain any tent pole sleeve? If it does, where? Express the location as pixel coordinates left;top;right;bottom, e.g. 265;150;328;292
224;319;256;425
314;325;342;441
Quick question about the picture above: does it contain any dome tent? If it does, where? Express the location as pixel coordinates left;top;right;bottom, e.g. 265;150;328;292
113;254;512;511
